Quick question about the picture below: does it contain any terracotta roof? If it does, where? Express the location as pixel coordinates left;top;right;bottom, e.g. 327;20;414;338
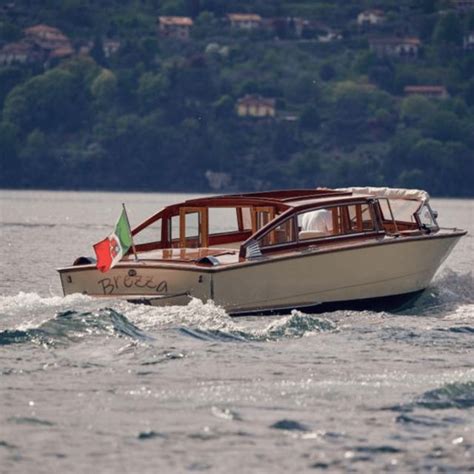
360;9;385;16
24;24;63;35
237;94;276;107
404;85;447;94
158;16;193;26
228;13;262;22
49;46;74;58
370;37;421;45
1;41;33;54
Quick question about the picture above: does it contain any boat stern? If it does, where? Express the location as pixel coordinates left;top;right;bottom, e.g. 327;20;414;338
57;262;213;306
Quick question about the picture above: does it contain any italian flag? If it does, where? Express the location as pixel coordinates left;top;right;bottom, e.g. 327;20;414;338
93;208;133;273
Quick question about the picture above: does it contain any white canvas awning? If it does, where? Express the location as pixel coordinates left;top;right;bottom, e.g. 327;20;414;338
335;187;430;202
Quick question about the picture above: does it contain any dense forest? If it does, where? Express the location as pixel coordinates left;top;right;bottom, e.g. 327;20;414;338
0;0;473;196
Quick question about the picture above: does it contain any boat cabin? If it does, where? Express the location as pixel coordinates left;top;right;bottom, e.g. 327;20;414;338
129;188;439;265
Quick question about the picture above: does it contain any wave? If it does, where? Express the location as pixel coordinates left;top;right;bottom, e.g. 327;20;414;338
414;381;474;410
0;292;94;316
177;307;338;342
390;381;474;413
0;307;152;347
0;294;338;346
400;269;473;316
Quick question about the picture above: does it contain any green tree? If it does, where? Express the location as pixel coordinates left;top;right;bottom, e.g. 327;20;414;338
465;79;474;107
213;95;234;120
137;72;169;113
91;69;118;106
0;66;25;107
400;95;436;126
0;21;21;41
422;110;463;142
0;121;19;186
91;36;107;67
433;12;463;46
319;62;336;82
3;68;85;133
300;105;321;131
19;129;52;186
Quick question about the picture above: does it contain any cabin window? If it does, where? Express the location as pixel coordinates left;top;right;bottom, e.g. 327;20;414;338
418;204;438;230
172;207;209;248
134;218;162;245
379;199;417;224
298;208;338;240
346;204;376;232
254;208;274;231
208;208;239;234
297;203;376;241
241;207;252;230
184;212;200;238
170;215;180;243
257;217;296;247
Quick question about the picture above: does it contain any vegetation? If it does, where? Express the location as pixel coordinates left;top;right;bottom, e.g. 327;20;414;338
0;0;473;196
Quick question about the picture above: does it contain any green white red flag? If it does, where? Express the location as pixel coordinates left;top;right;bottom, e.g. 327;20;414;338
93;208;133;272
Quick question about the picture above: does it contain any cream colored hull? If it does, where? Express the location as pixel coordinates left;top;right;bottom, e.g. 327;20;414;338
213;235;460;313
59;234;462;314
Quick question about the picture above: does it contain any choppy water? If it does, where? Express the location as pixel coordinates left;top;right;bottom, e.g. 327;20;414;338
0;191;473;473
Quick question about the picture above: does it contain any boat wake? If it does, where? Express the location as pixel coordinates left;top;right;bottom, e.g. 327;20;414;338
0;268;470;347
0;307;151;347
400;269;473;316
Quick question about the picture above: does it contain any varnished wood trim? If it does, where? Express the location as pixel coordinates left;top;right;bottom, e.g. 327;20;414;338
59;230;466;275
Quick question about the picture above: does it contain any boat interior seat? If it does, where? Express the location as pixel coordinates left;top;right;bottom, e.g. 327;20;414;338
298;230;330;240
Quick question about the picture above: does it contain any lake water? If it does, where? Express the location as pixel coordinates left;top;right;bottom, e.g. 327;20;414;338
0;191;473;473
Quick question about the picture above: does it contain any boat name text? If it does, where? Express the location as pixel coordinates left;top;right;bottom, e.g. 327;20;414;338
98;276;168;295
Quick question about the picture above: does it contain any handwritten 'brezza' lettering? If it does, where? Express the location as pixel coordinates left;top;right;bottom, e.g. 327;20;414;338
97;276;168;295
98;278;115;295
157;281;168;293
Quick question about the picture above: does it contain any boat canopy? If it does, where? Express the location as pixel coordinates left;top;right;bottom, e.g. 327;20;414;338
335;187;430;202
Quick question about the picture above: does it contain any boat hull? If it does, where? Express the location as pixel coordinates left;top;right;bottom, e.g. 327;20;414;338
58;232;463;315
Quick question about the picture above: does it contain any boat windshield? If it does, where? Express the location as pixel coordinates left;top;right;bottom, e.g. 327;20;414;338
378;199;420;224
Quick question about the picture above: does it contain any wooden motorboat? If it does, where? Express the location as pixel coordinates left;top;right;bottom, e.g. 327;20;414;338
58;187;466;315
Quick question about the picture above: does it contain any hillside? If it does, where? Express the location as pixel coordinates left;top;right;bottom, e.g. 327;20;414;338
0;0;473;196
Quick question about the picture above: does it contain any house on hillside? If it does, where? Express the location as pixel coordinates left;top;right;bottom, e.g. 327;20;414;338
0;24;74;67
22;24;74;65
228;14;262;30
464;32;474;49
357;10;385;26
103;39;121;57
369;37;421;58
236;95;276;118
0;41;44;65
454;0;474;11
77;38;121;57
404;85;449;99
318;29;342;42
24;24;72;51
270;17;322;38
157;16;193;40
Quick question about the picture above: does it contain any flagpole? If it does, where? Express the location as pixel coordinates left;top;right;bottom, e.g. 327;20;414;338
122;203;139;261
